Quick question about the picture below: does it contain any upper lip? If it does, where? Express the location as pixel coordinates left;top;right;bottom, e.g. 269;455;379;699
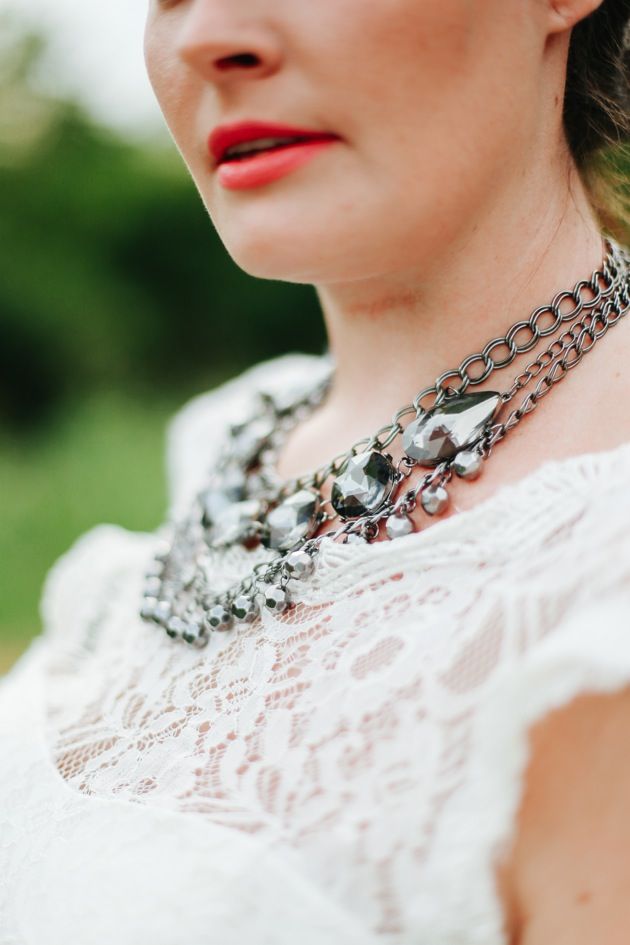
208;120;340;165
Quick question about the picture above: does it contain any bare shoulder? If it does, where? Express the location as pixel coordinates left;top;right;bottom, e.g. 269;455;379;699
503;686;630;945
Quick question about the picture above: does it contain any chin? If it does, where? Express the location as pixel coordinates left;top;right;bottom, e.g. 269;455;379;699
213;212;350;284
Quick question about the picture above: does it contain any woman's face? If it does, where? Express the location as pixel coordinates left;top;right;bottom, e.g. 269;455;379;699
144;0;558;284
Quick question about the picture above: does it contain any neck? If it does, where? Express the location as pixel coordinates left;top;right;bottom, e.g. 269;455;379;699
315;147;604;426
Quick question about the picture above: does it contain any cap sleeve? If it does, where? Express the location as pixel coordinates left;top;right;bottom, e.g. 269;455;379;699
38;523;151;652
411;479;630;944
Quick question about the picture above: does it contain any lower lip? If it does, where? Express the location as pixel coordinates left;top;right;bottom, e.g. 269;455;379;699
216;139;338;191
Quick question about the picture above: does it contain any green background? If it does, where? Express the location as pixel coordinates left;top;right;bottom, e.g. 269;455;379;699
0;24;325;672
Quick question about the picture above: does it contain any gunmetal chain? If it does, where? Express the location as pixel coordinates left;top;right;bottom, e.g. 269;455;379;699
280;237;626;494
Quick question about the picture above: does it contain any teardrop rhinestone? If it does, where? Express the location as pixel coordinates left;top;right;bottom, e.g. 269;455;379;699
331;451;396;519
262;489;321;552
402;392;502;467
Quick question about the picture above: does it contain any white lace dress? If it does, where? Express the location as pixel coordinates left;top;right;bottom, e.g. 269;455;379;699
2;352;630;945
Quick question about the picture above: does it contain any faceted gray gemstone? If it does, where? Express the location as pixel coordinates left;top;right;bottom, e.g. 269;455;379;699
231;594;258;623
420;484;450;516
402;392;501;467
261;583;290;613
331;451;396;519
230;416;275;467
199;472;246;526
453;449;483;480
210;500;262;546
285;549;316;579
207;603;233;631
385;513;414;540
263;489;321;551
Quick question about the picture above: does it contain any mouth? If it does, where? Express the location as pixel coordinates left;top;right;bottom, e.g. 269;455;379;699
208;120;340;167
208;120;341;191
218;134;335;164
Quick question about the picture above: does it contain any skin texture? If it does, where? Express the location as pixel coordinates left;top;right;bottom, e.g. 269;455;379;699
144;2;630;940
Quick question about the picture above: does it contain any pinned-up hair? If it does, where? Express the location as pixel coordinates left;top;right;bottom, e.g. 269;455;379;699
565;0;630;241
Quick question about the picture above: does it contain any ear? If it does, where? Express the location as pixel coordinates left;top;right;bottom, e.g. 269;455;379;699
547;0;606;33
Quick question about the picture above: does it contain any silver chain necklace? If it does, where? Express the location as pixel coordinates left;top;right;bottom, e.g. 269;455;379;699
140;236;630;647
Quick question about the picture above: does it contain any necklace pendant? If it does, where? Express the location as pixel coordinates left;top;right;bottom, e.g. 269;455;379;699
261;488;322;551
208;499;264;548
402;391;502;467
330;450;397;519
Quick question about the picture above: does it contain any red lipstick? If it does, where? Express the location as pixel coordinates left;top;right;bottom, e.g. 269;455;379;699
208;120;340;191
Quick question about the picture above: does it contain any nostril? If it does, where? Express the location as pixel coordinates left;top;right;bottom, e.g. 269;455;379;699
215;52;260;71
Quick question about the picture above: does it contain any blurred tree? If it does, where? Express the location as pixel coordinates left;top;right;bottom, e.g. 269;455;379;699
0;17;326;434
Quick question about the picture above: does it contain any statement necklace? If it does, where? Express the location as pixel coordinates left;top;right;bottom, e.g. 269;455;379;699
141;237;630;647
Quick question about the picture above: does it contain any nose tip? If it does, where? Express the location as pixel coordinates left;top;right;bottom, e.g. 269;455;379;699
177;24;282;84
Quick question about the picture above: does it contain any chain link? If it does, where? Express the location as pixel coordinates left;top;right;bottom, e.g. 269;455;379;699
281;237;627;494
482;269;630;455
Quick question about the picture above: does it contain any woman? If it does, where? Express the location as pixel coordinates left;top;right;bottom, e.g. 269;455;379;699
1;1;629;942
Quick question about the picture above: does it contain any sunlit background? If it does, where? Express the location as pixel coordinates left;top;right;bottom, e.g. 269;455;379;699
0;2;325;671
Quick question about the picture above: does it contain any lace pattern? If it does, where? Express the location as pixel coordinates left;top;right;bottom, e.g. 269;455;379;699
2;352;630;944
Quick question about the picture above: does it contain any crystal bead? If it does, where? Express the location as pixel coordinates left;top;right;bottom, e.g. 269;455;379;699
385;513;414;540
154;600;172;623
143;577;162;598
207;603;233;632
261;583;290;613
263;489;321;551
331;451;396;518
231;594;258;624
420;485;449;516
402;392;501;467
140;597;158;620
453;449;483;480
166;615;186;639
182;620;206;646
344;532;367;545
145;559;165;579
210;500;262;546
285;549;315;579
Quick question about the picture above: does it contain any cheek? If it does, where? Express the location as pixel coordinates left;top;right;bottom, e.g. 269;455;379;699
143;18;201;146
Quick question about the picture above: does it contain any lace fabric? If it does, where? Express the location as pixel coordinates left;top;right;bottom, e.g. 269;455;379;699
2;351;630;945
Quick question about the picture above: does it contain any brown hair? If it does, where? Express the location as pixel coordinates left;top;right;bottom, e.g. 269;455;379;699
564;0;630;241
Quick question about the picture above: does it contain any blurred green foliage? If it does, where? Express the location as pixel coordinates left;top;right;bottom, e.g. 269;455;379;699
0;21;325;663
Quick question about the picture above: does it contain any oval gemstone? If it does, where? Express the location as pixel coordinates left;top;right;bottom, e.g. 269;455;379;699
331;450;396;519
262;489;321;551
402;392;502;467
210;499;262;546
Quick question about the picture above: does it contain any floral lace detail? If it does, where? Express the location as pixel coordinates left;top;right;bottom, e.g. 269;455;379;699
2;352;630;944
